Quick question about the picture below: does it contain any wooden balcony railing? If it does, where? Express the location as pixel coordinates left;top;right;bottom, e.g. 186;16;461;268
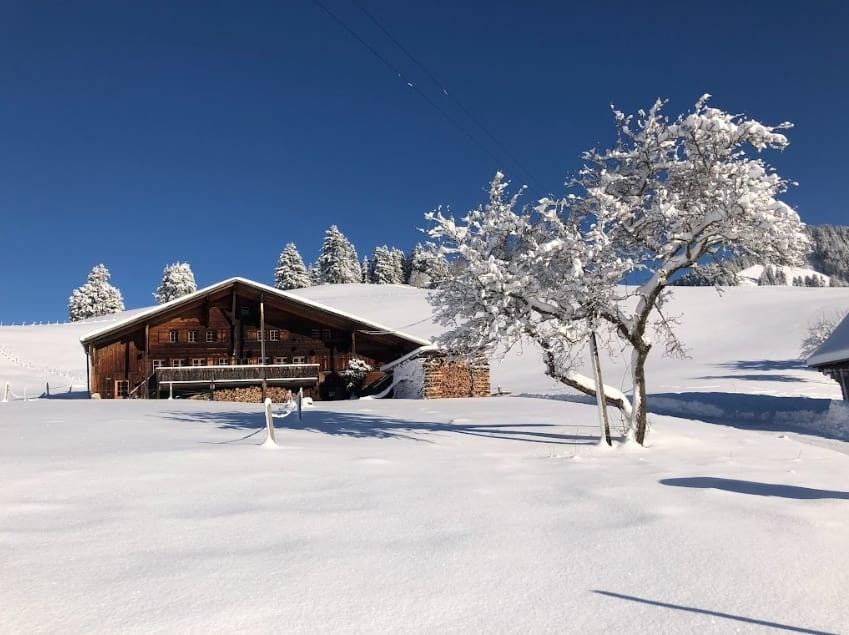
155;363;320;385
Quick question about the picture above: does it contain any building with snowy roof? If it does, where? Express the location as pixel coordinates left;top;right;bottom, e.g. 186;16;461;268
807;313;849;399
79;277;489;401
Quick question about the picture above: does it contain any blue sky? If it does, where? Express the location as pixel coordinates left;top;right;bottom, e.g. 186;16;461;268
1;0;848;321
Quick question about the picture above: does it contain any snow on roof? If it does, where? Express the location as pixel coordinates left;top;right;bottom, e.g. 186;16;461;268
807;313;849;367
79;277;432;348
379;345;440;372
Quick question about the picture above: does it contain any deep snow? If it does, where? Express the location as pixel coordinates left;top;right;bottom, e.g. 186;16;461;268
2;284;849;632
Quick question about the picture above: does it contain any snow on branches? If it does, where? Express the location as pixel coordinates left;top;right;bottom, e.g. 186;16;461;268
68;264;125;321
154;262;197;304
428;96;808;445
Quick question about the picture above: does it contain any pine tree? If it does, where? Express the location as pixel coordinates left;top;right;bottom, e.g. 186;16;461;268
370;245;396;284
274;243;311;290
774;268;788;285
68;264;125;321
154;262;197;304
318;225;361;284
389;248;406;284
361;255;371;283
408;243;451;288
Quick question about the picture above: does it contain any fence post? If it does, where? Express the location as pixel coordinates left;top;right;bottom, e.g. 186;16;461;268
168;382;174;400
2;383;8;403
46;382;50;397
263;397;278;447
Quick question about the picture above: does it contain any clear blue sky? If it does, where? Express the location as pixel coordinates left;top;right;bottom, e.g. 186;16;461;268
2;0;847;322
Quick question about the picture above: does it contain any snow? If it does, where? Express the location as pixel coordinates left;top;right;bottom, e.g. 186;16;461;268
737;263;829;287
3;283;849;631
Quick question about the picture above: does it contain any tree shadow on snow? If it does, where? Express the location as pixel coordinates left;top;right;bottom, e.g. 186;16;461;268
716;358;806;372
160;408;598;446
659;477;849;500
694;373;808;383
519;391;848;442
593;590;835;634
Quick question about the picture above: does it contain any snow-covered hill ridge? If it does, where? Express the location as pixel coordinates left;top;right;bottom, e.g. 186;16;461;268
2;284;849;403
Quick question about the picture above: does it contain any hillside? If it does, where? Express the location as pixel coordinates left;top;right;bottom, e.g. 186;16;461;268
3;284;849;632
2;284;848;403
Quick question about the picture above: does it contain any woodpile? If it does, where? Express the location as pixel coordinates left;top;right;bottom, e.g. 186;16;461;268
205;386;313;403
422;357;490;399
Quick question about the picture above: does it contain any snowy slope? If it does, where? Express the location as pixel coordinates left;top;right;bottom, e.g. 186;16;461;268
3;284;849;403
3;285;849;632
737;263;830;286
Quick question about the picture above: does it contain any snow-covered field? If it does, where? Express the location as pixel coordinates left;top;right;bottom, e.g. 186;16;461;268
2;284;849;632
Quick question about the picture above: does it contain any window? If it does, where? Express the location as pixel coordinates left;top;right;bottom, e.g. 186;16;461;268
169;330;178;343
269;329;279;341
261;357;270;365
206;330;217;343
171;359;184;367
191;358;205;367
256;329;264;341
152;359;164;370
273;356;288;365
322;329;332;340
115;380;129;399
217;358;230;366
188;330;198;343
292;355;305;364
240;307;249;317
311;328;320;339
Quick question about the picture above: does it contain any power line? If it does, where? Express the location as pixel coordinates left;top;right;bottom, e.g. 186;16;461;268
311;0;540;191
351;0;546;193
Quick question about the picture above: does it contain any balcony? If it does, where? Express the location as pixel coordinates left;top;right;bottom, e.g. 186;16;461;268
155;363;320;387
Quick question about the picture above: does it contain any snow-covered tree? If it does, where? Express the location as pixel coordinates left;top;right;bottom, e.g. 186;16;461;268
390;248;406;284
361;256;371;283
800;310;846;359
408;243;451;288
318;225;361;284
428;96;808;445
154;262;197;304
370;245;405;284
274;243;311;290
68;264;125;321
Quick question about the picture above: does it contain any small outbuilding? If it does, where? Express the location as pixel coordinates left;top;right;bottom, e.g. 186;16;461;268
807;313;849;400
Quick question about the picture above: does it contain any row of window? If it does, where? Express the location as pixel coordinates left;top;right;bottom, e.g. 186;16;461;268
165;328;326;343
168;329;224;344
152;356;308;368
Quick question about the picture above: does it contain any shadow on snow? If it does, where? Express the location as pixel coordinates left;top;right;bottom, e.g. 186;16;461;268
160;408;598;446
593;590;835;634
659;477;849;500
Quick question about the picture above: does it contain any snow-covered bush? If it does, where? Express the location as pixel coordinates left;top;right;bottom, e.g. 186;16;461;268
68;265;125;321
408;243;451;288
154;262;197;304
318;225;361;284
340;358;373;394
428;96;808;445
274;243;311;290
800;310;846;359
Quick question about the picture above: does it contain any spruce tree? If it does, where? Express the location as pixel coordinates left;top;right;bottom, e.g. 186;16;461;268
318;225;361;284
370;246;396;284
274;243;311;290
361;255;371;283
68;264;125;321
154;262;197;304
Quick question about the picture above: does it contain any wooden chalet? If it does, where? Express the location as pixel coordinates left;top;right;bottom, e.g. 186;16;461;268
79;278;431;401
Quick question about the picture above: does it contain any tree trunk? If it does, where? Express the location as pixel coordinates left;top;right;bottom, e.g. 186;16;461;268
631;346;650;445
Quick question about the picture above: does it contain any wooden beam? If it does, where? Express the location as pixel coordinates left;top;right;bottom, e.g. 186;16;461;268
260;293;267;400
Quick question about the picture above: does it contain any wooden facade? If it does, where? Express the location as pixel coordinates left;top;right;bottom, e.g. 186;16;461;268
81;278;429;400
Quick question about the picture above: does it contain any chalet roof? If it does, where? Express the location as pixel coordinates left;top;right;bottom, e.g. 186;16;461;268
807;313;849;367
79;277;433;349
